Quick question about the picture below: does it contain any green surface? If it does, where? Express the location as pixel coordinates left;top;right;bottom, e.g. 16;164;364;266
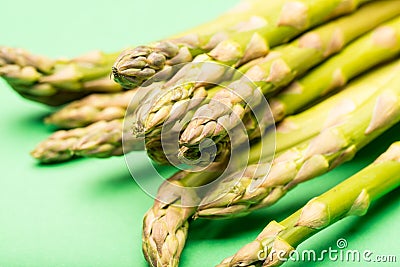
1;1;399;266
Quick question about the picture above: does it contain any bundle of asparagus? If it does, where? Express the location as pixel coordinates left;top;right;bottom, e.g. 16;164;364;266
125;0;397;160
5;0;378;162
142;59;400;266
31;5;400;163
3;1;400;267
180;12;400;154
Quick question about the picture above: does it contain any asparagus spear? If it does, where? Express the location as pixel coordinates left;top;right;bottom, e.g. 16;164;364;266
142;130;263;267
31;119;124;163
0;47;122;106
125;0;378;137
33;11;400;163
44;90;136;128
1;0;266;105
180;12;400;150
219;141;400;267
112;0;287;88
140;60;400;266
114;0;371;89
136;1;398;154
196;68;400;218
32;60;400;163
270;15;400;122
143;169;224;267
275;60;400;153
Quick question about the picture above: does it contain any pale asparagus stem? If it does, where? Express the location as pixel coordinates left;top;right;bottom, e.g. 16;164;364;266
179;5;400;148
31;119;123;163
220;142;400;267
0;47;122;106
275;60;400;153
45;89;137;128
114;0;370;89
196;69;400;218
270;16;400;122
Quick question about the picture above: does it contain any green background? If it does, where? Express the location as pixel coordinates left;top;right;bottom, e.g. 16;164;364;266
1;0;399;266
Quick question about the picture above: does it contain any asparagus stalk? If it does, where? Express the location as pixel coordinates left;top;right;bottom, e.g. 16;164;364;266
31;119;124;163
1;0;267;105
219;142;400;267
136;0;397;155
196;66;400;218
44;79;168;129
33;116;232;164
114;0;371;89
38;11;399;163
45;57;397;130
112;0;288;88
142;130;264;267
126;0;378;138
180;12;400;150
271;15;400;122
0;47;122;106
44;90;136;128
275;60;400;153
143;167;227;267
32;60;400;163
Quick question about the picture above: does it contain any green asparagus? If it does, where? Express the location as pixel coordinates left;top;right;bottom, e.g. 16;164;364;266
219;141;400;267
35;12;400;161
142;166;227;267
31;119;124;163
275;60;400;153
2;0;268;106
114;0;370;89
113;0;288;88
141;58;400;266
45;90;136;128
0;47;122;106
196;66;400;218
142;61;399;265
129;0;381;143
32;60;400;164
136;3;399;162
270;15;400;122
180;12;400;151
